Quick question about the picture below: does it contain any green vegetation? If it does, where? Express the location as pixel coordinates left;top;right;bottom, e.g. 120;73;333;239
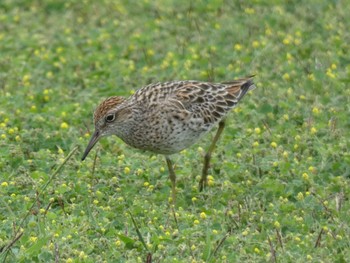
1;0;349;262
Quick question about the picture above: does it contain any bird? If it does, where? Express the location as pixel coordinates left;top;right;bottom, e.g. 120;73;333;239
81;76;256;201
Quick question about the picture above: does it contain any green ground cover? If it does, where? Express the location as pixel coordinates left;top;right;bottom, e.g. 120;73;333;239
0;0;349;262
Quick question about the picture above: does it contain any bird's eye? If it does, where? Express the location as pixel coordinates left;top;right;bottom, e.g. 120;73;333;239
105;114;115;123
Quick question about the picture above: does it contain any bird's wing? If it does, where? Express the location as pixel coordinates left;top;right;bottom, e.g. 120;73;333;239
132;77;255;124
168;77;255;124
170;81;229;124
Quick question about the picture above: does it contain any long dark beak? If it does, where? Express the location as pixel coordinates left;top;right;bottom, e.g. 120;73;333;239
81;130;100;161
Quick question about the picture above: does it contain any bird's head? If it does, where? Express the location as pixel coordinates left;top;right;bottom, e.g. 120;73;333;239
81;96;130;161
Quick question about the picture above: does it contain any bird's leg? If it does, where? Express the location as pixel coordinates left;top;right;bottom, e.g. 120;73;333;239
199;120;226;191
165;156;176;203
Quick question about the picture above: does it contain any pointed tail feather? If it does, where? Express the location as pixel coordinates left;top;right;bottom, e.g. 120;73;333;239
223;75;256;101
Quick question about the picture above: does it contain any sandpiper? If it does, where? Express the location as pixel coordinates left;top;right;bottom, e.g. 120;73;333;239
82;76;256;201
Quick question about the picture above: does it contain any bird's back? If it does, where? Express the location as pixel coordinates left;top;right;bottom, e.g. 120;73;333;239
131;76;255;123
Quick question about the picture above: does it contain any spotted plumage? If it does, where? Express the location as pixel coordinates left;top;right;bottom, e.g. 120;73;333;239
87;76;255;155
82;76;256;196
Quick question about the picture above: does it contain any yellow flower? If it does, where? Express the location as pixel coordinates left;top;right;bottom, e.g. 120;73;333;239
286;53;293;61
79;251;87;259
297;192;304;201
310;127;317;134
254;127;261;134
57;147;64;155
1;181;8;187
294;38;302;45
29;236;38;242
115;240;122;247
283;73;290;81
234;107;242;113
270;142;277;148
234;44;242;51
283;37;290;45
302;173;309;180
307;73;315;81
59;56;66;64
312;107;320;115
206;175;215;187
336;235;342;240
146;49;154;56
193;219;200;225
124;167;130;174
244;8;255;14
56;47;64;53
157;244;164;250
326;68;336;78
60;122;69;129
200;212;207;219
308;166;316;173
252;41;260;48
22;74;31;82
274;221;280;229
265;28;272;36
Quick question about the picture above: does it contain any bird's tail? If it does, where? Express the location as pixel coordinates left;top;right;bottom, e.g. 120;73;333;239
223;75;256;102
